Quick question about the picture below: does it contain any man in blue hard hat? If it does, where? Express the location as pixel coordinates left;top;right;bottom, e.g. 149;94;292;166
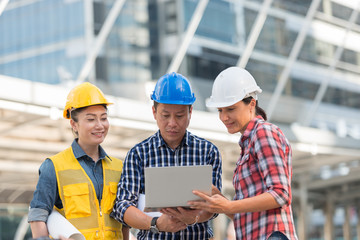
111;72;222;239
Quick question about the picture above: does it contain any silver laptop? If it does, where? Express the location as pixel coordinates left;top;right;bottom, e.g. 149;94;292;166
144;165;212;212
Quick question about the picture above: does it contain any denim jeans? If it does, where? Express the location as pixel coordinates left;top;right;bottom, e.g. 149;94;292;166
268;231;289;240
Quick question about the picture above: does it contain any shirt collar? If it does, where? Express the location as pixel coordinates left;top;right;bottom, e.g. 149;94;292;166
71;139;110;161
155;130;189;149
239;115;264;144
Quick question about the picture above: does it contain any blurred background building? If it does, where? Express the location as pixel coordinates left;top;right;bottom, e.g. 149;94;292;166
1;0;360;239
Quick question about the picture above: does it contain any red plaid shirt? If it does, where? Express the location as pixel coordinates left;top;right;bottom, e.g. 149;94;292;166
233;116;298;240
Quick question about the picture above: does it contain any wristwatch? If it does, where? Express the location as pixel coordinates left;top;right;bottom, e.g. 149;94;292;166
150;216;160;234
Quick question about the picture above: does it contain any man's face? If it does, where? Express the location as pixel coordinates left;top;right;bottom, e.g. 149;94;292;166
152;103;192;149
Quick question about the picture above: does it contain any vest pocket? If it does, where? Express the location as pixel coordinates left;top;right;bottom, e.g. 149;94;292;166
63;182;91;219
105;229;121;240
103;182;118;213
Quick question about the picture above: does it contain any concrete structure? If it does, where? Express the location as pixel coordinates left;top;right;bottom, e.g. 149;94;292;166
1;0;360;239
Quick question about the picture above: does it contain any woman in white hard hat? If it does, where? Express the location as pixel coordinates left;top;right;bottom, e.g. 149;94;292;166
28;83;129;240
189;67;297;240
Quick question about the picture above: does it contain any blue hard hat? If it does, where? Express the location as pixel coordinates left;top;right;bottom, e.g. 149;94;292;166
151;72;196;105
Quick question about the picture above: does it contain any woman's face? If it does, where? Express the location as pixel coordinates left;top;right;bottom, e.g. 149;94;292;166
70;105;109;146
217;99;256;134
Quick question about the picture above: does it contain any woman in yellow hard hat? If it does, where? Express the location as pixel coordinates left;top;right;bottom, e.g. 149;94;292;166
28;82;129;240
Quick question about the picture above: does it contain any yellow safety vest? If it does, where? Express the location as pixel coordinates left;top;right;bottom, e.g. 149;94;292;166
50;147;123;240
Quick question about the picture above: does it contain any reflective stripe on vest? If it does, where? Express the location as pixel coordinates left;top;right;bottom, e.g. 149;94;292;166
51;147;123;240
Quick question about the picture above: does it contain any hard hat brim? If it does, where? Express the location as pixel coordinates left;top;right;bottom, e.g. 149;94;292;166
206;99;238;108
206;91;259;108
152;99;196;105
63;102;113;119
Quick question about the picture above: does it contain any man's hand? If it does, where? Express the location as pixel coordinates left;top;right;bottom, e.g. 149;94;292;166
211;185;222;196
156;214;187;232
160;207;202;225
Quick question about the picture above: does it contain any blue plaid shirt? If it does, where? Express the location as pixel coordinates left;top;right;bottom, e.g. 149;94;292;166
111;130;222;240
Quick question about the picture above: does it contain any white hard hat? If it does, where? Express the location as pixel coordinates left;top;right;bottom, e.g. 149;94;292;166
206;67;262;108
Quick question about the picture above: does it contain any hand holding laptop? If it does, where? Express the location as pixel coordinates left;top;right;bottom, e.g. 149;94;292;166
160;207;202;226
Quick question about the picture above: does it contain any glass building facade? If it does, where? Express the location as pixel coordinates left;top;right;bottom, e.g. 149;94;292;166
0;0;86;84
179;0;360;110
2;0;359;116
0;0;151;94
147;0;360;132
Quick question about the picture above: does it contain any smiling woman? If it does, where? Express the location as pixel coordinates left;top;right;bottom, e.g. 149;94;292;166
27;82;129;240
70;105;110;156
189;67;298;240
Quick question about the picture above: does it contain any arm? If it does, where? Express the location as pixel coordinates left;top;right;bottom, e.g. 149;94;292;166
254;125;292;207
189;190;279;215
123;206;152;229
30;221;77;240
209;144;222;195
30;221;49;238
124;206;186;232
229;192;279;213
190;125;290;215
112;149;187;232
122;226;130;240
28;159;59;238
111;150;143;226
211;185;234;219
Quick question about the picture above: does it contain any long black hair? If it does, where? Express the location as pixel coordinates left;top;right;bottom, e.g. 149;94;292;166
242;97;267;121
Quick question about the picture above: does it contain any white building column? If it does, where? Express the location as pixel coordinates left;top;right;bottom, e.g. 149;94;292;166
267;0;322;120
343;204;352;240
357;202;360;240
297;180;308;240
323;195;335;240
166;0;209;73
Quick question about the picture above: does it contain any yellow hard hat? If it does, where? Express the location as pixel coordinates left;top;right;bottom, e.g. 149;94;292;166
63;82;113;119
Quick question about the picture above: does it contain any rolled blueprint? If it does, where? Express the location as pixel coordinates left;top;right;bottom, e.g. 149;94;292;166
47;210;85;240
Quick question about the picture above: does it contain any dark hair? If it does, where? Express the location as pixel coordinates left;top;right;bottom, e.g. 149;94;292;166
153;101;192;111
242;97;267;121
70;104;108;122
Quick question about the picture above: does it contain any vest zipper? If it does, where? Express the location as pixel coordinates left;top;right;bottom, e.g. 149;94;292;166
99;205;102;216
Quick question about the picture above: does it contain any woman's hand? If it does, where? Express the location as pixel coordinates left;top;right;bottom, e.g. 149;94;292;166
188;190;231;214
